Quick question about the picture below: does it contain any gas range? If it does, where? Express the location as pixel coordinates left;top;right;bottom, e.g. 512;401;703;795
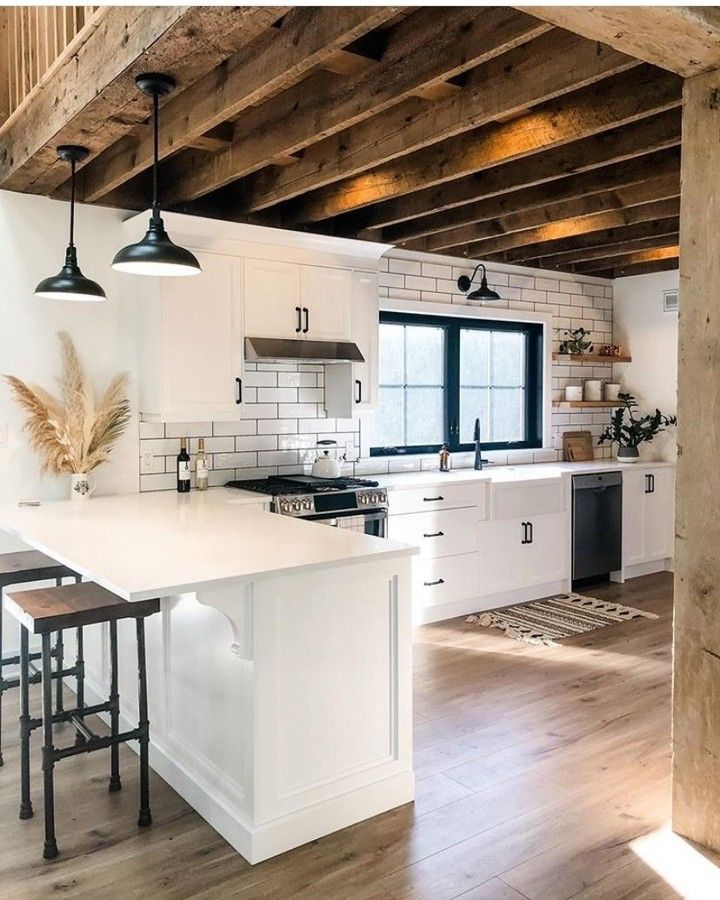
226;474;388;537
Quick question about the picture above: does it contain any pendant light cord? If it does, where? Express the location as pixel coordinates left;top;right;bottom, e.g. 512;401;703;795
69;157;75;249
152;89;159;219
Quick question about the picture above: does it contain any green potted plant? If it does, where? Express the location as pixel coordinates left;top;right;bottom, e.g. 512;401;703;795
598;392;677;463
558;327;593;355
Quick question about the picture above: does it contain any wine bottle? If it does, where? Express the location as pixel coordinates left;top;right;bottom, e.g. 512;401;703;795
177;438;191;493
195;437;209;491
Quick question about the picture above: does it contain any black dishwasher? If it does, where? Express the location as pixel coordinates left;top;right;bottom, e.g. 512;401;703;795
572;472;622;584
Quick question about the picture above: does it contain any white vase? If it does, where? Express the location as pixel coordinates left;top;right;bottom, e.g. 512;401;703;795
70;473;95;500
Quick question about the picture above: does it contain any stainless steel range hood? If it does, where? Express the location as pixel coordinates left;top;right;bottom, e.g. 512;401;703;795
245;337;364;364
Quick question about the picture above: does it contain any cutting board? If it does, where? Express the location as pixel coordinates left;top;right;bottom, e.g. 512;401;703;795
562;431;595;462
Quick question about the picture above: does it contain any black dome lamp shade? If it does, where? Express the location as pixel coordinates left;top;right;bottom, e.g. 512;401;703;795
112;73;201;277
456;263;501;301
34;146;106;302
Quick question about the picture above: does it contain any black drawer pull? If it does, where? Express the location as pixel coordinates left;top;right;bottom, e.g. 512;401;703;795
302;306;309;333
355;379;362;404
235;377;243;404
423;496;444;502
295;306;302;333
424;578;445;587
423;531;444;538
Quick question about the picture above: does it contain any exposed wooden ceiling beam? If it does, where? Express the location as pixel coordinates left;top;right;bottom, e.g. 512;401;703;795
235;28;638;215
160;8;551;207
593;257;680;280
517;6;720;76
520;231;680;271
485;217;681;267
343;109;682;233
0;6;287;194
76;6;391;204
452;197;680;259
389;150;679;246
281;66;682;225
576;244;679;274
408;172;679;254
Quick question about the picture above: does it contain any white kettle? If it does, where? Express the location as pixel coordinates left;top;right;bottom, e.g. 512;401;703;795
312;440;342;478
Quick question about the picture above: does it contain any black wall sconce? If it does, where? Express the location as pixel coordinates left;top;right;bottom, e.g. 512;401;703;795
456;263;500;301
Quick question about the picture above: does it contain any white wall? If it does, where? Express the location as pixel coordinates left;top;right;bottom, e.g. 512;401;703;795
0;190;140;550
613;269;679;461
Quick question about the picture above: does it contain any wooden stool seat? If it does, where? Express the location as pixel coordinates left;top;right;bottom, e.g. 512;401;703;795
0;550;75;587
3;581;159;860
5;582;160;634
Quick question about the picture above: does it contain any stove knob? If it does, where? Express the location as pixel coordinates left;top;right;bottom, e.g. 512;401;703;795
361;494;369;504
303;498;313;510
280;501;290;513
378;491;386;503
292;500;301;512
371;493;379;504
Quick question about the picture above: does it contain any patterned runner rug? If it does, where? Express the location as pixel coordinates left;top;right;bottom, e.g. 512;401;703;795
466;592;658;646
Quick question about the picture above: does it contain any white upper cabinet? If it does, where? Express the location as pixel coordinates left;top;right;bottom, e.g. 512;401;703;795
300;265;353;342
140;250;244;422
244;259;352;342
324;270;379;416
243;258;302;340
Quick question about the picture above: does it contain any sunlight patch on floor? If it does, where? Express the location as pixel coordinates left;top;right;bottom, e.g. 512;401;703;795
631;824;720;899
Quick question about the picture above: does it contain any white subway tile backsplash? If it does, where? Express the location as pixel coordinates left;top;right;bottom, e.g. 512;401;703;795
213;420;256;436
257;419;299;435
165;422;213;438
278;403;318;419
139;421;165;439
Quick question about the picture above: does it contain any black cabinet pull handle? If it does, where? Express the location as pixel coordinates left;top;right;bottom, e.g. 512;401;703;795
423;531;444;538
235;377;243;404
649;474;655;493
295;306;302;333
528;521;534;544
424;578;445;587
302;307;309;333
355;379;362;404
423;496;444;502
521;522;528;544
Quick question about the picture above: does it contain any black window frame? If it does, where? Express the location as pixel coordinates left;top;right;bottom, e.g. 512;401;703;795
371;311;544;457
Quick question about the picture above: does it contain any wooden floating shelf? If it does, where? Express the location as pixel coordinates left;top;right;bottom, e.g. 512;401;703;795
552;353;632;364
553;400;622;409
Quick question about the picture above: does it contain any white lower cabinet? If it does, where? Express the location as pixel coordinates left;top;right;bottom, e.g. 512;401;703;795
388;507;480;559
413;553;479;614
622;466;674;570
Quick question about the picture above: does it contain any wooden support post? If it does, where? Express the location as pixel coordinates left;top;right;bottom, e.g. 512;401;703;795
673;67;720;851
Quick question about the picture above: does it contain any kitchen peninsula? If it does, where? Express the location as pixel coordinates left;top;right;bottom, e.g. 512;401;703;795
0;489;416;864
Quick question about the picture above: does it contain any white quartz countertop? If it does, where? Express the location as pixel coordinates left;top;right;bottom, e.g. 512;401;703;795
0;488;414;602
379;459;675;491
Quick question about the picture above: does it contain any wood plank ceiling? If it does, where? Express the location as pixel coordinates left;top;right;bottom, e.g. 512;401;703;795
0;6;686;279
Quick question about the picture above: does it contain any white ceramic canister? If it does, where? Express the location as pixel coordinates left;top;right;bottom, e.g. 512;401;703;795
584;379;603;401
565;385;583;402
604;382;621;402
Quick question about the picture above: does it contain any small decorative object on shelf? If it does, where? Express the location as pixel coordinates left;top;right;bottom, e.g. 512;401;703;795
565;385;583;402
599;344;621;357
583;379;603;401
4;332;130;500
557;327;593;355
598;392;677;463
604;382;621;402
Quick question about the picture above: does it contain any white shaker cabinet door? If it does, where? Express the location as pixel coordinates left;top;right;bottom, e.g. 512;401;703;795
477;518;525;596
523;512;570;587
160;251;244;421
301;265;353;341
643;468;674;561
244;258;302;339
622;468;647;567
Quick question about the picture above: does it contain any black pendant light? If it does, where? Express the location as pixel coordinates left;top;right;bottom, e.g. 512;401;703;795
35;146;106;302
456;263;501;301
112;73;201;277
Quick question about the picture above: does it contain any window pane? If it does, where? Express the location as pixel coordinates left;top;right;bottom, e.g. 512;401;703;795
374;387;404;447
491;387;525;442
406;325;444;385
406;388;444;445
460;387;490;443
491;331;525;386
378;323;404;385
460;329;490;386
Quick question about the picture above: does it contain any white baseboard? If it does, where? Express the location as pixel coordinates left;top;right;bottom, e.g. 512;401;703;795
623;558;673;580
416;579;570;624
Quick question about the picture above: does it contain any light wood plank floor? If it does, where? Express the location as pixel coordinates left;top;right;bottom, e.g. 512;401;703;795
0;573;683;898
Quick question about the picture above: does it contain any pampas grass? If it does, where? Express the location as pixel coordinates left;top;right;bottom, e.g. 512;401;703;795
4;332;130;475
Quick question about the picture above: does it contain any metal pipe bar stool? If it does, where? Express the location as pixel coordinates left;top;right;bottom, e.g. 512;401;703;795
4;581;160;860
0;551;80;767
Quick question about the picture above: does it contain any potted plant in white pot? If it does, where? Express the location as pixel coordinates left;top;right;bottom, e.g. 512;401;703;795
598;392;676;463
4;331;130;499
